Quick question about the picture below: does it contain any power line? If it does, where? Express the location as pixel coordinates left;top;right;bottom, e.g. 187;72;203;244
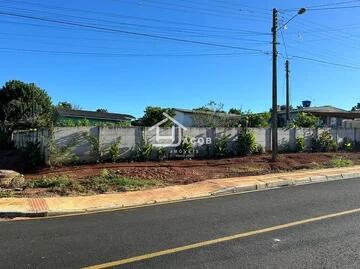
0;0;270;35
307;5;360;11
0;11;269;53
306;0;360;8
0;8;271;43
281;0;360;11
118;0;270;21
0;47;266;57
290;55;360;70
280;28;289;59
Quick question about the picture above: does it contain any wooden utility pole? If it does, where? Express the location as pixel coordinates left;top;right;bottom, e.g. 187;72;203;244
286;60;290;122
271;8;278;162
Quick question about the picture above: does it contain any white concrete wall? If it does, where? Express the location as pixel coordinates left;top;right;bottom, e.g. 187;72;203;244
12;127;360;164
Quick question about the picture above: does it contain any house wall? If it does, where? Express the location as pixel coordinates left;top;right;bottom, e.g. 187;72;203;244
12;127;360;164
174;111;194;127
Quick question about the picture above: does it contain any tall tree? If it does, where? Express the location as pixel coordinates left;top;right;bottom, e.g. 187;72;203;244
0;80;52;133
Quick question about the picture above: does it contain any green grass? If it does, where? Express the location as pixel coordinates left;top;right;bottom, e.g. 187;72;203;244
27;176;71;188
89;169;161;193
0;190;13;198
327;157;354;168
25;171;161;195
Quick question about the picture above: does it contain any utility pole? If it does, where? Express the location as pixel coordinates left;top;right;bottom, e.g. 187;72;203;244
271;8;278;162
286;60;290;122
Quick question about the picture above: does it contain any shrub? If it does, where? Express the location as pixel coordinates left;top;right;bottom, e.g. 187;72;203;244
237;128;256;156
109;137;121;162
214;134;230;158
177;136;193;159
134;135;153;161
295;137;305;152
312;131;337;152
342;138;354;152
48;135;80;166
327;157;354;168
82;132;102;162
156;147;167;161
20;141;43;166
254;144;265;155
0;189;13;198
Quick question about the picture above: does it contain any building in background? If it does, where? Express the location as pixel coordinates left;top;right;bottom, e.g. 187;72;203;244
55;108;135;126
278;101;360;127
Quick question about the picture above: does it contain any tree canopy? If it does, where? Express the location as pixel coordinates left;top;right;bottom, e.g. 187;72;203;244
56;101;81;110
137;106;175;127
351;103;360;111
292;112;320;128
0;80;53;133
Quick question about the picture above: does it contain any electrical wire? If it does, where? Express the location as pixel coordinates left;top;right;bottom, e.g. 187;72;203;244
0;47;266;57
307;5;360;11
290;55;360;70
0;11;269;53
0;0;270;35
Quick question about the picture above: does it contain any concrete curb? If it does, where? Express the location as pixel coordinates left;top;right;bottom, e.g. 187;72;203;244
1;170;360;219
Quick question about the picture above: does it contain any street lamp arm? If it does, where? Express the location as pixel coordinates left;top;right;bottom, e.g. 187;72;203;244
278;8;306;31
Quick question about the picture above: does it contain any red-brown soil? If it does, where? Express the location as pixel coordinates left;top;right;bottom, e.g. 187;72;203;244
24;152;360;184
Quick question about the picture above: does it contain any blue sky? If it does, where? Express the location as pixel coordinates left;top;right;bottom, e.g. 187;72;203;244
0;0;359;118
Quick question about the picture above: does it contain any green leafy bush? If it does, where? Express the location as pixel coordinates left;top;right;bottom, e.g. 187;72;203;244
156;147;167;161
49;135;80;166
177;136;193;159
237;128;256;156
254;144;265;155
342;138;354;152
327;157;354;168
109;137;121;162
82;132;102;162
0;190;13;198
214;134;230;158
134;135;153;161
312;131;337;152
295;137;305;152
292;112;320;128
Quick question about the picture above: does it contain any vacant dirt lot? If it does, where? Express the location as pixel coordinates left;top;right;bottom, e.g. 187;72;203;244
25;152;360;184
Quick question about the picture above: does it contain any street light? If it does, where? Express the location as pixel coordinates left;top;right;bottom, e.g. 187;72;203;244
271;8;306;162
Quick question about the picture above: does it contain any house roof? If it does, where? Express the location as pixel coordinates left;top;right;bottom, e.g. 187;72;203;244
278;105;360;119
56;108;135;121
173;108;242;118
278;105;348;114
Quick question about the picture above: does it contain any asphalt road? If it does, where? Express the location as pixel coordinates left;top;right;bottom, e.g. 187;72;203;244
2;178;360;268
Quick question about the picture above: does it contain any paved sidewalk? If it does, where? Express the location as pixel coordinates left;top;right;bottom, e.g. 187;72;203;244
1;166;360;218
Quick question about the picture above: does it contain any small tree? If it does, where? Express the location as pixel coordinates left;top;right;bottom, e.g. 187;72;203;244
138;106;175;127
237;128;256;156
0;80;52;140
292;112;320;128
